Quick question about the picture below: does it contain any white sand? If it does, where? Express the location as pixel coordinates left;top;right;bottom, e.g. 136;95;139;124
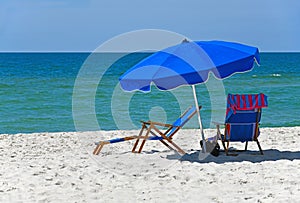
1;127;300;202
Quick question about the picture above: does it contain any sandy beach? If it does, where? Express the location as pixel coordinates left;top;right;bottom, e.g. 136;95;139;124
1;127;300;202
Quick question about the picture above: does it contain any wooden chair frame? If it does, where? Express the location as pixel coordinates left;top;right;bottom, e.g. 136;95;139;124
93;106;199;155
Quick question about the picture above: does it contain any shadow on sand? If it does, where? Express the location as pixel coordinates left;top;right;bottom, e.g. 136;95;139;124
167;149;300;164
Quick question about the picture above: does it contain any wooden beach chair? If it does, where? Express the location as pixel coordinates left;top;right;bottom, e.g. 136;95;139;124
93;106;200;155
214;93;268;156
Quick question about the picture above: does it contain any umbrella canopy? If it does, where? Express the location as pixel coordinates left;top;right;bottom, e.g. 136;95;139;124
119;40;260;153
120;40;260;92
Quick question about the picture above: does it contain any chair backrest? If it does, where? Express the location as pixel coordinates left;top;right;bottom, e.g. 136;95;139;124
226;93;267;122
166;106;198;137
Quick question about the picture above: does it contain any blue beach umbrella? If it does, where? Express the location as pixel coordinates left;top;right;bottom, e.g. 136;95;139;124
119;40;260;152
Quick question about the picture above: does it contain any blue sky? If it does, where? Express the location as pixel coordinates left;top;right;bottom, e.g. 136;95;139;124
1;0;300;52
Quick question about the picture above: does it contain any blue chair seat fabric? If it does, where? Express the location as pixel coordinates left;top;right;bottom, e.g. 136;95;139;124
216;93;268;155
223;124;260;142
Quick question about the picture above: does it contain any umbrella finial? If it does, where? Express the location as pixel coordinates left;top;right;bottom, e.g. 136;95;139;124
182;38;189;43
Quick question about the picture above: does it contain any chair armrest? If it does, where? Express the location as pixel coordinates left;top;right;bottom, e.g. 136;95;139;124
140;120;173;128
211;121;224;126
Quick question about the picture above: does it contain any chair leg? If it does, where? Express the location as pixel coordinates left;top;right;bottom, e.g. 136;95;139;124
133;125;152;153
221;140;228;155
256;140;263;155
137;126;153;153
152;126;185;154
245;141;248;151
159;140;175;151
132;139;139;153
93;143;105;155
132;125;146;153
167;140;186;155
224;141;238;156
137;140;146;153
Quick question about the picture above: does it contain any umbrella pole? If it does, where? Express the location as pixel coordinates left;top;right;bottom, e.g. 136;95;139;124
192;85;206;153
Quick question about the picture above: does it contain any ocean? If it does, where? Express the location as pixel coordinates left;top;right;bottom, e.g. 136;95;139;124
0;53;299;134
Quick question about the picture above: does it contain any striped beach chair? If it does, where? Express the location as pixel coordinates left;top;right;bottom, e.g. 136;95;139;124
215;93;268;155
93;106;199;155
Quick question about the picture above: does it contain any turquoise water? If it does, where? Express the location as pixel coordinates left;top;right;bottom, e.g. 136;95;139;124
0;53;299;134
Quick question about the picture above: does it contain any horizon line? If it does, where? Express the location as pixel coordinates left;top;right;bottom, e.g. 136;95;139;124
0;51;300;54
